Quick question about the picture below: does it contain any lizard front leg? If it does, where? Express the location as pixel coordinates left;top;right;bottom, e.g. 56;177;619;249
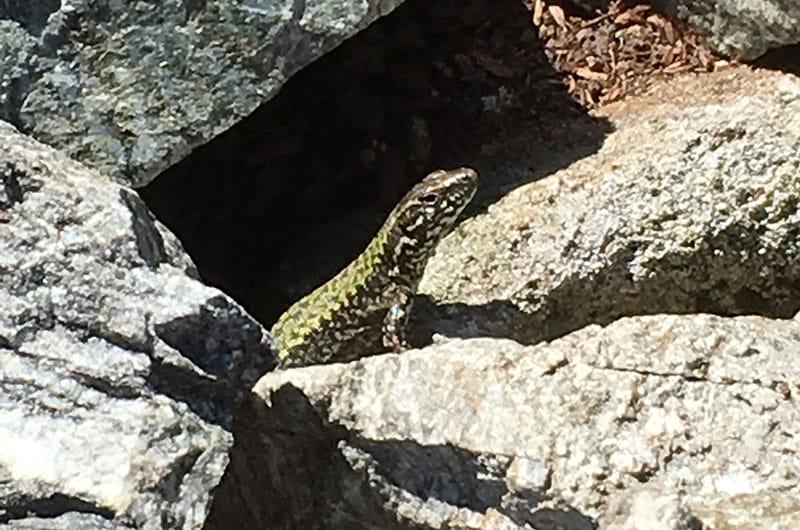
381;289;413;352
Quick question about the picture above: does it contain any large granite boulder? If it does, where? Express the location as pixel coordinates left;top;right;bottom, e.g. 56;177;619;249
253;313;800;529
0;0;404;187
0;120;273;529
656;0;800;60
416;67;800;347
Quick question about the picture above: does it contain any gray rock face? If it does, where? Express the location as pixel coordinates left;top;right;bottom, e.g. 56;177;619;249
655;0;800;59
0;0;403;187
0;120;274;528
254;313;800;529
417;67;800;347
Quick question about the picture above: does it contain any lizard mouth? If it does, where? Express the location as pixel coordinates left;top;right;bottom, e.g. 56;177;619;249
449;167;479;208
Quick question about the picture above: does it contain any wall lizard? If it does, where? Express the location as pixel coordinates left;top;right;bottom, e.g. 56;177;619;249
271;167;478;368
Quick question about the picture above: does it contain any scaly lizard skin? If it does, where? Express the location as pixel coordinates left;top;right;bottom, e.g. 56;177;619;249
271;167;478;368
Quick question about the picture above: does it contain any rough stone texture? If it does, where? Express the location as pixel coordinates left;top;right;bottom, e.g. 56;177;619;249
0;0;404;187
254;313;800;529
655;0;800;60
415;67;800;347
0;120;274;528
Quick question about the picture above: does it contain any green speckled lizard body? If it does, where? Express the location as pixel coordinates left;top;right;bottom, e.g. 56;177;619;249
271;167;478;368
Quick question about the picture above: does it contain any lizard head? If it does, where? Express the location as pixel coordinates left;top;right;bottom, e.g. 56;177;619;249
387;167;478;276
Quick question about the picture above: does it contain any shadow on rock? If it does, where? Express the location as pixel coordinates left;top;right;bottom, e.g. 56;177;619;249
754;43;800;75
354;437;508;512
0;493;115;524
154;295;276;389
413;216;800;347
204;385;422;530
205;384;596;529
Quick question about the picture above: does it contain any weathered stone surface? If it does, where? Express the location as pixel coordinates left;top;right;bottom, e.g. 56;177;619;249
0;0;404;187
254;313;800;529
0;120;274;528
416;67;800;347
656;0;800;60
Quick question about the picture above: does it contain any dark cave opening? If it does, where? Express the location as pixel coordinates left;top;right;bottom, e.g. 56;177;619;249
138;0;609;326
142;2;800;329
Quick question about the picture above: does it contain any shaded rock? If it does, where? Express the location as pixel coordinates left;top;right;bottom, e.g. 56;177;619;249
0;0;404;187
655;0;800;60
205;389;421;530
254;313;800;528
0;120;274;528
0;513;130;529
416;67;800;347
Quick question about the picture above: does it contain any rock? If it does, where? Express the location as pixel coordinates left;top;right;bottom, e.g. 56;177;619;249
253;313;800;528
0;0;404;187
0;120;274;528
654;0;800;59
416;67;800;347
0;513;130;529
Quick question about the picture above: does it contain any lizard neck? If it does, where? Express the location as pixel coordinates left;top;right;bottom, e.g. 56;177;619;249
380;212;441;288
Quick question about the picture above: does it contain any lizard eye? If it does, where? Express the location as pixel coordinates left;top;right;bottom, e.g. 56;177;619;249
419;193;439;204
